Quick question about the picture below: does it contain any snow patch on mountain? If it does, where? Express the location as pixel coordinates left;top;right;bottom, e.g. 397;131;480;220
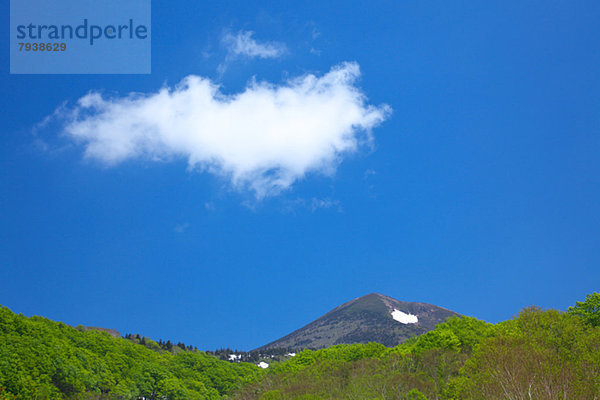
391;309;418;324
257;361;269;369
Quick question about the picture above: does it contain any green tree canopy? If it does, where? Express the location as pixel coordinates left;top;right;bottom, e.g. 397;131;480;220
568;292;600;327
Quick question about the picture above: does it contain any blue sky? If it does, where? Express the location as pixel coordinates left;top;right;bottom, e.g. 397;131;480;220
1;1;599;350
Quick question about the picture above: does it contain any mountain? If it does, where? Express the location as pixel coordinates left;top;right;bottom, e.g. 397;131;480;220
257;293;461;350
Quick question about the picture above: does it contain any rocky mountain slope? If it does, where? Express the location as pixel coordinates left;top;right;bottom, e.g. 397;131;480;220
257;293;460;350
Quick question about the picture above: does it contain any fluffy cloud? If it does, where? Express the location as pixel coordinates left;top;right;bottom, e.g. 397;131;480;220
222;30;286;59
58;62;390;197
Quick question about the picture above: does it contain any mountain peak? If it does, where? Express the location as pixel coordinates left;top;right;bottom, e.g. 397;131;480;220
257;294;460;350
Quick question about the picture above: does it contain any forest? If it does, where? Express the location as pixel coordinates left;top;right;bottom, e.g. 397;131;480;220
1;293;599;400
0;306;258;399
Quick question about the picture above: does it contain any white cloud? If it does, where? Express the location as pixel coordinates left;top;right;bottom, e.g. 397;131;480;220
280;197;341;213
364;169;376;179
174;222;190;233
55;62;390;198
222;30;286;59
311;197;341;212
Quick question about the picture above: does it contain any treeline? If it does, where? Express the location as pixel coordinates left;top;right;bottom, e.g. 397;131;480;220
123;333;198;353
1;293;598;399
206;348;297;364
235;293;600;400
0;307;260;399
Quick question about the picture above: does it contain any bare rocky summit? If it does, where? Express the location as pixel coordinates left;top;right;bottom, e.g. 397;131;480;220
257;293;460;350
